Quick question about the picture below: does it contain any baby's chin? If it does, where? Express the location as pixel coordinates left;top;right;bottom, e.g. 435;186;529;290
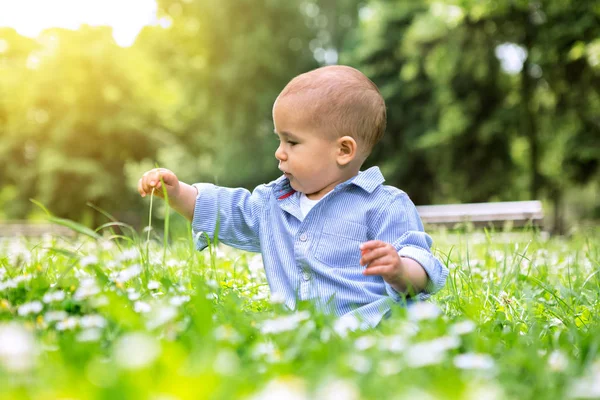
289;181;309;195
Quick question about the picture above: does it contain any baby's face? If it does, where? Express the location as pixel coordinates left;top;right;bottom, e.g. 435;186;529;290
272;98;344;200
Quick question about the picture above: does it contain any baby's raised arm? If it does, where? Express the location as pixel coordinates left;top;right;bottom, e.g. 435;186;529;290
138;168;198;221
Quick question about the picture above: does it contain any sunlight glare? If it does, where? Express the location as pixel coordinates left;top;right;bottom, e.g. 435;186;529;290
0;0;158;47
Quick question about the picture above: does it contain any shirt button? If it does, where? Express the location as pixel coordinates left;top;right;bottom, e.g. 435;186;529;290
302;272;311;281
299;233;308;242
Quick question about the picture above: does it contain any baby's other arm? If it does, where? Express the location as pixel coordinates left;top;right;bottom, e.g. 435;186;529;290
138;168;198;222
360;240;428;296
361;190;449;299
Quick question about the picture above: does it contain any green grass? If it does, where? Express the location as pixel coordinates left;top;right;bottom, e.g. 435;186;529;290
0;221;599;399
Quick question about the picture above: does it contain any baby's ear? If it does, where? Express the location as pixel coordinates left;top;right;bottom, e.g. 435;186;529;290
336;136;357;166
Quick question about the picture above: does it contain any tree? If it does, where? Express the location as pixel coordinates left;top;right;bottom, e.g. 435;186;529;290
0;27;168;224
349;2;516;205
350;0;600;229
135;0;320;189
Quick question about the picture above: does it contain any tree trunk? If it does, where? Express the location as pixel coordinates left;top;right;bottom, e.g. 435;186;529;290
551;187;564;235
521;12;541;200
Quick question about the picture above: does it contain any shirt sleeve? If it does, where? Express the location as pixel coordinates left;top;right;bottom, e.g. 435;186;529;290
191;183;269;253
371;190;448;301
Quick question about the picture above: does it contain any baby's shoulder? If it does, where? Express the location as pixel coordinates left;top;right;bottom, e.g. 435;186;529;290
376;184;410;202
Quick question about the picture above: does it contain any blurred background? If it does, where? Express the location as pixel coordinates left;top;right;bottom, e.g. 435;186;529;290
0;0;598;233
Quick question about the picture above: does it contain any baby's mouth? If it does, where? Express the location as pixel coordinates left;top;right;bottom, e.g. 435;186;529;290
279;168;291;177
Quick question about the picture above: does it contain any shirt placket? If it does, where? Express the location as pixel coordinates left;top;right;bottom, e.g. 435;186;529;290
295;230;312;301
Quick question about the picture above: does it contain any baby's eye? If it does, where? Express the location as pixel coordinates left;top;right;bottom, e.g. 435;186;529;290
287;140;298;146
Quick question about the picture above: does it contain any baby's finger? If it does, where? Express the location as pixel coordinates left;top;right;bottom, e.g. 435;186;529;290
364;253;396;269
153;181;163;195
362;265;389;277
137;178;146;197
141;176;154;193
157;169;177;186
360;246;389;265
149;170;163;187
360;240;386;252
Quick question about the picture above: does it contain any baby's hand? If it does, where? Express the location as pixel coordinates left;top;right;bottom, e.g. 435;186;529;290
360;240;402;284
138;168;180;199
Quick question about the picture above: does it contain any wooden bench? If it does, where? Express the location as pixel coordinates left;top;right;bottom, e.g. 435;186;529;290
0;222;76;237
416;200;544;228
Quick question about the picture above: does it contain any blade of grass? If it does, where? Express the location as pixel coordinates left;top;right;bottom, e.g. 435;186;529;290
31;198;101;239
142;187;156;287
30;199;51;216
159;175;170;268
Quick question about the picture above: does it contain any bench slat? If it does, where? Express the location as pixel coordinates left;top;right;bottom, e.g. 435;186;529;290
416;200;543;226
0;222;75;237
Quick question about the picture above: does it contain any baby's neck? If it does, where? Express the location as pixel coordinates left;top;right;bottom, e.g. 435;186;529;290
305;167;361;200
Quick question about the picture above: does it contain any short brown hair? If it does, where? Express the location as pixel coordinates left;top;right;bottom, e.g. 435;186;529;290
275;65;386;157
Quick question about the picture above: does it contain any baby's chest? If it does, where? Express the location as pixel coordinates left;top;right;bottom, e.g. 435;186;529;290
311;217;369;268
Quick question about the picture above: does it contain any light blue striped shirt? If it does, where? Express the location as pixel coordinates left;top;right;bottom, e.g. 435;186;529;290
192;167;448;328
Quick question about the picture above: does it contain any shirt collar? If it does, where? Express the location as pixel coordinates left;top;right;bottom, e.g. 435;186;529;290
273;166;385;198
339;166;385;193
273;175;296;200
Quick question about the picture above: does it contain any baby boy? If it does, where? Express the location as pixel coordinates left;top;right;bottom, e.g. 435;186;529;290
138;65;448;328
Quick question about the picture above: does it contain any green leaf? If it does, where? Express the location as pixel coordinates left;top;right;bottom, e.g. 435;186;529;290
47;216;101;240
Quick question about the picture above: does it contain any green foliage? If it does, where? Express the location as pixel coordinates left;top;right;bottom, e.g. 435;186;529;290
134;0;319;188
0;0;598;228
0;228;599;399
349;0;600;224
0;26;168;223
349;2;518;205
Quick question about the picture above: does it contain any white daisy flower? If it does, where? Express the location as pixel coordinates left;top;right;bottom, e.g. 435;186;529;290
269;292;286;304
548;350;569;372
44;311;68;323
378;360;402;376
248;378;307;400
77;328;102;342
134;301;152;313
17;301;43;316
169;295;190;306
74;278;100;301
569;361;600;398
214;325;243;344
453;353;495;370
146;305;177;330
128;291;141;301
114;333;161;370
147;280;160;290
213;349;240;376
450;320;476;335
56;317;79;331
348;354;372;374
354;335;377;351
378;335;408;353
118;248;140;262
114;264;142;283
0;323;37;372
260;311;310;335
43;290;65;304
316;379;360;400
407;301;442;321
80;315;107;329
79;255;98;267
405;336;460;368
333;315;360;338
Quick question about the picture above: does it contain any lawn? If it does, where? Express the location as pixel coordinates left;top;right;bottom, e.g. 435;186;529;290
1;224;599;399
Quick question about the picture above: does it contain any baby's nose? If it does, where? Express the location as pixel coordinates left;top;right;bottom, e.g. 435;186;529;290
275;145;286;161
